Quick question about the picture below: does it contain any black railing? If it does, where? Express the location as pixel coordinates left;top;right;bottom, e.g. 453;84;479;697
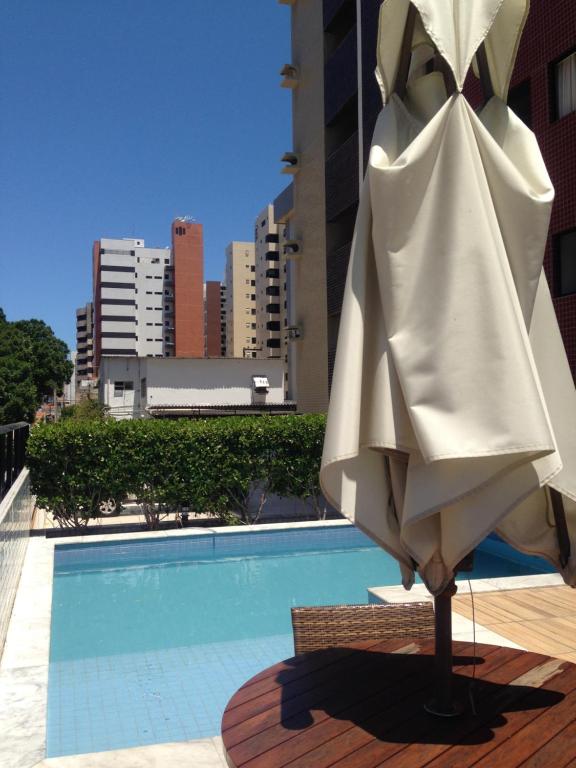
0;422;29;503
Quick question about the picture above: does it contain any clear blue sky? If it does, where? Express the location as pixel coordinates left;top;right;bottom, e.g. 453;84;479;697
0;0;291;350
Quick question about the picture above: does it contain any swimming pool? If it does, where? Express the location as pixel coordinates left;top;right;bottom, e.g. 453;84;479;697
47;524;553;757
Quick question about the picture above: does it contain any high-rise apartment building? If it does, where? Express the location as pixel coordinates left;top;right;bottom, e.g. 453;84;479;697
75;302;94;393
278;0;329;413
92;219;205;374
172;219;204;358
92;237;171;372
225;242;257;358
254;204;288;363
204;281;223;357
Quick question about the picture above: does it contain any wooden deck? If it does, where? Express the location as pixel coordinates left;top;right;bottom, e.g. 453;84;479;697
222;638;576;768
453;585;576;663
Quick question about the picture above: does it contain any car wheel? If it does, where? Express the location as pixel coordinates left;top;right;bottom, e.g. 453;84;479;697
99;498;118;516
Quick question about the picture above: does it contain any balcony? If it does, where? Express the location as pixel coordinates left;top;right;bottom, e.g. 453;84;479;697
265;268;280;279
266;303;281;314
265;251;280;262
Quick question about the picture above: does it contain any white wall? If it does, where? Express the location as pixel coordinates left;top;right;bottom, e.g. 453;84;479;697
99;356;286;418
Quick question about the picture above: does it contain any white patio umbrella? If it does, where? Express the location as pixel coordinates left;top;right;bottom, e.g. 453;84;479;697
321;0;576;600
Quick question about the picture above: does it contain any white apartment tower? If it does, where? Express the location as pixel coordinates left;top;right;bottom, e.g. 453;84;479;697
93;238;172;368
225;242;257;358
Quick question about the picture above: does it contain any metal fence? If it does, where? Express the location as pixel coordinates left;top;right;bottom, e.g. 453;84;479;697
0;422;29;502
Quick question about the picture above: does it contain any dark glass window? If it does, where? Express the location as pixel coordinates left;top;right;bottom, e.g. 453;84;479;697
507;79;532;127
555;229;576;296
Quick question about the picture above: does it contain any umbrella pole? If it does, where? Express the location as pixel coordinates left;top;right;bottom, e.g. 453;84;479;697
425;577;462;716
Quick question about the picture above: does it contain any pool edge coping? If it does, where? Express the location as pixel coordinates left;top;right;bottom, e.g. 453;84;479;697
0;520;564;768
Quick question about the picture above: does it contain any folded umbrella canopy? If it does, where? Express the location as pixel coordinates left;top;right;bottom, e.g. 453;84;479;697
321;0;576;597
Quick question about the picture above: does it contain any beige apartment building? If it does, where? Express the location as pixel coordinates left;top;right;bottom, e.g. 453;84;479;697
254;204;288;366
278;0;329;413
225;242;257;358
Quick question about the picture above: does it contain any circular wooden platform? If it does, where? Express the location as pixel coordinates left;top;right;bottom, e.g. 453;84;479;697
222;638;576;768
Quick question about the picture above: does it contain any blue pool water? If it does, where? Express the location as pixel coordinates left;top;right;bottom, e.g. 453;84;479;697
47;525;553;757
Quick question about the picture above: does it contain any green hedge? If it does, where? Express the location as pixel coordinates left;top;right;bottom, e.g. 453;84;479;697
27;415;327;529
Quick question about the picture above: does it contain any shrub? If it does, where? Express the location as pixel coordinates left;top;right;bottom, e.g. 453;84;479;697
27;420;128;529
27;414;328;530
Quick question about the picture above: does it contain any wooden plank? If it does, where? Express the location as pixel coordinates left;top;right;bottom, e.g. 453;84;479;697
226;641;384;711
469;665;576;767
370;657;572;768
520;721;576;768
224;639;421;723
226;642;445;764
223;641;427;744
228;643;504;768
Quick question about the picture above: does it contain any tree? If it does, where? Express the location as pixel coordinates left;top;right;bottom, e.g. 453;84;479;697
0;310;73;424
60;398;109;421
13;319;73;399
0;317;37;423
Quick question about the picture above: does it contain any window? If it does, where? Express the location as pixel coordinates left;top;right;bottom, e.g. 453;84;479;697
266;286;280;296
555;229;576;296
100;264;135;273
251;279;256;286
100;281;135;289
251;337;257;344
164;258;170;264
101;249;135;256
114;381;134;396
265;233;279;243
245;322;251;328
251;323;256;329
245;293;250;299
267;338;281;348
267;320;281;331
507;79;532;127
246;279;250;284
251;265;256;272
151;258;159;264
553;51;576;120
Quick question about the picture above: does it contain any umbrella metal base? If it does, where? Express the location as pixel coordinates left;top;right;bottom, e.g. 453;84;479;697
424;698;464;717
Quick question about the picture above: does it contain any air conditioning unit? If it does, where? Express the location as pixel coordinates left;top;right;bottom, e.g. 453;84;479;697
281;152;299;175
283;240;302;258
252;375;270;393
286;326;301;341
280;64;298;89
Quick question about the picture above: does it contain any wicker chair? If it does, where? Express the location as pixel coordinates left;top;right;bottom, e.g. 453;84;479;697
291;602;435;655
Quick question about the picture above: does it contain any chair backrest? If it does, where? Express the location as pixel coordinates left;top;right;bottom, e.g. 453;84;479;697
291;602;435;655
